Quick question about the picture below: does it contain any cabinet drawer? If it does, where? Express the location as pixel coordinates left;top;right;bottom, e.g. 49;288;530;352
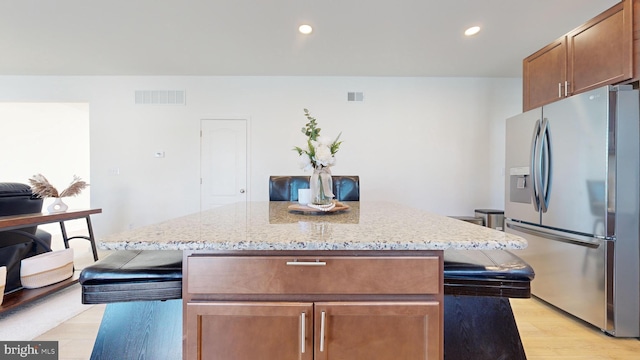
187;256;440;295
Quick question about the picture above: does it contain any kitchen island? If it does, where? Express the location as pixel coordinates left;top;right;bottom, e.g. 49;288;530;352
99;201;527;360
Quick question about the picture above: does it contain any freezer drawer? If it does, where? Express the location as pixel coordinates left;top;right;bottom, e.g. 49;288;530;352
506;221;611;333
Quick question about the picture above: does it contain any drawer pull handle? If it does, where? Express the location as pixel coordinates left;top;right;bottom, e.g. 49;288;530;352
320;310;326;352
301;312;306;354
286;261;326;266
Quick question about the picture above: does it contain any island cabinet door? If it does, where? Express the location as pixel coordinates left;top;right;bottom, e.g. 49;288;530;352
314;302;441;360
185;302;314;360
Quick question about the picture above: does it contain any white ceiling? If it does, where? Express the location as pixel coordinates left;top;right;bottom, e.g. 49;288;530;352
0;0;621;77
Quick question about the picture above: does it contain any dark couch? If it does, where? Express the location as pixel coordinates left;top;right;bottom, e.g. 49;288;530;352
0;182;52;293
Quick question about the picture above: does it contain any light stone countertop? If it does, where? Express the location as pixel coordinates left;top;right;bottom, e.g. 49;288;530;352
98;201;527;251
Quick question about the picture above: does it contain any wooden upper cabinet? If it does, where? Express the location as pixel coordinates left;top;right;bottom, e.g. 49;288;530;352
523;38;567;111
568;0;633;95
523;0;634;111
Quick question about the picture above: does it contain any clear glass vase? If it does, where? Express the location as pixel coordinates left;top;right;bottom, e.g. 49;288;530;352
310;167;334;205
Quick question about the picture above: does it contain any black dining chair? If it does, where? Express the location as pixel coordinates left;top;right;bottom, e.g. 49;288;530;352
268;175;360;201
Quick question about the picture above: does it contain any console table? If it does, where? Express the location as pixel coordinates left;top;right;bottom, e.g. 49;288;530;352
0;208;102;313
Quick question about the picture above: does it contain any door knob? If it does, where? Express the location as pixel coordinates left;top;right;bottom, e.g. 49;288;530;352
240;189;245;193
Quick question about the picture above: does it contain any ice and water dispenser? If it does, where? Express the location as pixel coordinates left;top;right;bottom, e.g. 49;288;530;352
509;166;532;205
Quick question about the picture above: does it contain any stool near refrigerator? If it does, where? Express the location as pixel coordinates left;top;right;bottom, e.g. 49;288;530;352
474;209;505;231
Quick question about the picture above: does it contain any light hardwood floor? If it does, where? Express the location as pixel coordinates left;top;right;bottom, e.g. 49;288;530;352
511;298;640;360
34;304;105;360
34;296;640;360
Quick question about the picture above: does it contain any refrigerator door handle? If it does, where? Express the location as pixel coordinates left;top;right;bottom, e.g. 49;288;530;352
506;222;600;249
540;118;552;212
530;119;541;212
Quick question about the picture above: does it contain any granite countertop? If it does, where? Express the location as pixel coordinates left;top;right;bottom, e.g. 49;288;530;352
99;201;527;251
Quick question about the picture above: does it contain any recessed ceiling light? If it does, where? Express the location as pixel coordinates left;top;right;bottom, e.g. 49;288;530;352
464;26;481;36
299;24;313;35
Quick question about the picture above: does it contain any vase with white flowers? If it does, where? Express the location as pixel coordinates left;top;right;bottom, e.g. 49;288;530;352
293;109;342;206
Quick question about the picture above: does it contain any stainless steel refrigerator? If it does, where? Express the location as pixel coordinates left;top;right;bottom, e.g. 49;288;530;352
505;85;640;337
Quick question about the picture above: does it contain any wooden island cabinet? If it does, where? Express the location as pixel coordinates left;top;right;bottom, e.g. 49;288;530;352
183;253;442;360
523;0;634;111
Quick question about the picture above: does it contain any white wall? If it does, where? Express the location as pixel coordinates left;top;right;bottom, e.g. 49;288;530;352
0;76;522;238
0;102;91;234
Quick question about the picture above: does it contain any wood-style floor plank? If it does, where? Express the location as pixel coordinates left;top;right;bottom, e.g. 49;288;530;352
511;298;640;360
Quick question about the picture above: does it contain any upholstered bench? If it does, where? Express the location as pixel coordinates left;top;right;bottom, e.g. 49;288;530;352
79;250;182;304
443;249;534;360
79;250;183;360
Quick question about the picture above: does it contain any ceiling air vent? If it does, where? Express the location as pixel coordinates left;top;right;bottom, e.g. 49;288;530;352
135;90;186;105
347;92;364;102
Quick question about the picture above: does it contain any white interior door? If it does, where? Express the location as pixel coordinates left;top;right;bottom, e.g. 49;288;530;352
200;119;248;210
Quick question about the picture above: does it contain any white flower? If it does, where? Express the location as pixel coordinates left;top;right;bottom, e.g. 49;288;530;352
298;153;313;171
317;136;333;147
314;145;335;167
